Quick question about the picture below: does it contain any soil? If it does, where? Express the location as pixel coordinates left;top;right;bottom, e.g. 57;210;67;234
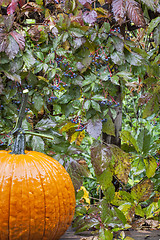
60;227;160;240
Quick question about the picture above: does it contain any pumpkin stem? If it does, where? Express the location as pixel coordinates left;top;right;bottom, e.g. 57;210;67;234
11;90;28;155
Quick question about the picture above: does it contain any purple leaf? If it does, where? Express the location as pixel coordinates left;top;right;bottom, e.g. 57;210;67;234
79;0;92;5
10;31;25;50
7;0;18;15
83;10;97;24
5;35;19;59
126;0;146;28
112;0;126;25
86;119;102;139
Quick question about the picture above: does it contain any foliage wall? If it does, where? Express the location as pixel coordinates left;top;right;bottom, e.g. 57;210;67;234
0;0;160;238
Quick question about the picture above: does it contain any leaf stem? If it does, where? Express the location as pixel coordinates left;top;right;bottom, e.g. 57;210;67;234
25;131;54;140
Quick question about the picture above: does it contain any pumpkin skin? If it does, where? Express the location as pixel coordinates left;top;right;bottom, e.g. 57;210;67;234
0;150;75;240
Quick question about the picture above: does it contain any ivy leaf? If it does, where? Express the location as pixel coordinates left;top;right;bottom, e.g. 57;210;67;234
10;31;25;50
147;17;160;35
35;118;56;131
102;115;115;137
111;51;125;65
91;141;112;176
86;119;102;139
144;157;157;178
83;10;97;24
83;100;91;110
3;71;21;82
137;128;151;155
112;0;126;25
143;96;159;118
91;100;101;112
126;0;146;28
141;0;157;12
31;135;44;152
23;50;36;69
7;0;19;15
99;228;113;240
97;169;113;189
131;179;153;202
110;144;131;184
120;130;139;152
32;94;44;112
5;35;19;59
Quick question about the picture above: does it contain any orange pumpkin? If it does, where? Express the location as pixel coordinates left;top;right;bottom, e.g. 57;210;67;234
0;150;75;240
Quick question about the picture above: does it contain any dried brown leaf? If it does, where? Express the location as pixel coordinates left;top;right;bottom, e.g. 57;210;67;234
126;0;146;27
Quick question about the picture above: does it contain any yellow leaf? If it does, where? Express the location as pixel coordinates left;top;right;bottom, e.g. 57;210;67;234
59;122;77;134
37;76;49;82
69;131;79;143
79;186;90;204
76;130;85;146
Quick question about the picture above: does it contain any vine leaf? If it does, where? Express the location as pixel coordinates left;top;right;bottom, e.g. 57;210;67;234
112;0;126;25
112;0;146;27
144;157;157;178
7;0;19;15
10;31;25;50
131;179;153;202
86;119;102;139
126;0;146;28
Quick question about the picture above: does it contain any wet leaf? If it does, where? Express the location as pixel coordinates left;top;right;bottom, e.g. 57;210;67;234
86;119;102;139
131;179;154;202
60;122;77;133
91;141;112;176
35;118;56;131
7;0;18;15
102;115;115;137
5;35;19;59
76;130;85;146
97;169;113;189
137;128;151;155
31;135;44;152
99;228;113;240
10;31;25;50
110;144;131;184
144;157;157;178
143;96;159;118
120;130;139;152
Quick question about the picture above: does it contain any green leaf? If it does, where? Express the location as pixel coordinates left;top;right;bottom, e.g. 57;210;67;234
143;96;159;118
97;169;113;189
83;100;91;110
120;130;139;152
103;184;115;202
137;128;151;155
32;94;44;112
91;100;101;112
111;51;125;65
35;0;43;5
35;118;56;131
99;228;113;240
91;95;106;101
102;115;115;137
126;52;144;66
144;157;157;178
35;52;44;61
144;202;158;219
23;50;35;69
116;71;132;81
135;204;145;218
31;136;44;152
